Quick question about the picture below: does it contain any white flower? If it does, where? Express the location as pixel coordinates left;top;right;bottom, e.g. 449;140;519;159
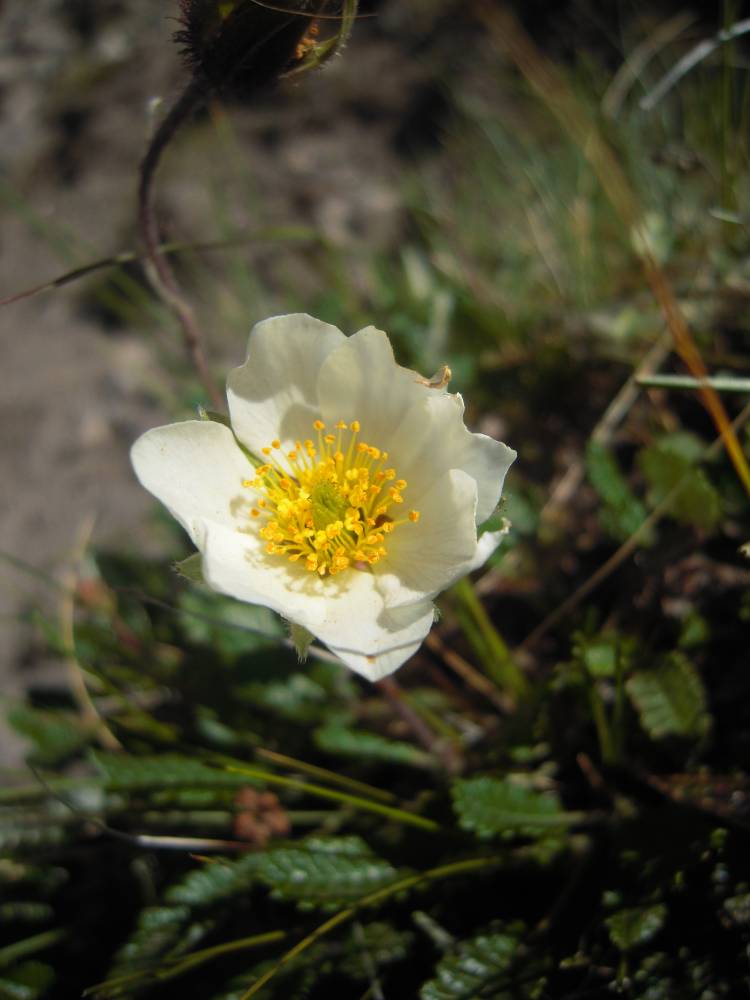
131;315;516;681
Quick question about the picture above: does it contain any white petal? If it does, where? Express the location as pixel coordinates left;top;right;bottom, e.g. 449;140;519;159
375;393;516;526
316;326;446;445
466;525;510;574
327;602;435;681
375;468;480;609
199;521;435;669
317;331;515;524
421;393;516;524
130;421;253;547
227;314;346;454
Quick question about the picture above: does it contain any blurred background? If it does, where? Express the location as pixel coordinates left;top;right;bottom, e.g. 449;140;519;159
1;0;746;760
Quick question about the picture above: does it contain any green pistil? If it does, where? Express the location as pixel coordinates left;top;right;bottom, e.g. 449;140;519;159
310;482;349;531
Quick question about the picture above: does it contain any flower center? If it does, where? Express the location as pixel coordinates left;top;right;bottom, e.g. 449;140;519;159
243;419;420;577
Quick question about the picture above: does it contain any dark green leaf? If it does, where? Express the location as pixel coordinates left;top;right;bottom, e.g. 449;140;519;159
238;674;330;723
314;725;433;768
606;903;667;951
0;821;70;854
626;653;711;740
165;855;262;906
338;922;415;979
177;588;284;655
586;441;650;542
452;776;567;840
420;928;546;1000
7;707;92;766
257;836;401;910
90;753;259;791
639;438;721;531
0;962;54;1000
109;904;191;974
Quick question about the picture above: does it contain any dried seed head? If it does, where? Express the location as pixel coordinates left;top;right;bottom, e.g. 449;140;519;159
176;0;327;97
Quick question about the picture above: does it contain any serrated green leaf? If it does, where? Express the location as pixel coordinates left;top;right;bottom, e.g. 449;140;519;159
174;552;204;583
626;653;711;740
338;922;415;980
257;836;401;910
238;674;329;723
0;864;67;893
165;855;262;906
420;928;546;1000
606;903;667;951
90;753;258;791
451;776;567;840
0;822;70;854
314;725;433;768
7;707;92;766
177;588;284;655
586;441;650;543
639;441;721;530
209;952;323;1000
108;904;192;977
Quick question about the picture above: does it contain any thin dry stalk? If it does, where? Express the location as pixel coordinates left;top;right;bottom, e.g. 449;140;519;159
59;516;123;752
138;79;223;410
478;4;750;499
425;632;514;714
519;400;750;651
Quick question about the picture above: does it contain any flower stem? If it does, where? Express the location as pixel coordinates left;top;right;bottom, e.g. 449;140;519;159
452;577;530;702
588;682;616;766
375;676;462;773
138;76;223;410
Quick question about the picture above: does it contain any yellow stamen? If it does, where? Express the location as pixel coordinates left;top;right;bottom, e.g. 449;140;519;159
242;418;419;577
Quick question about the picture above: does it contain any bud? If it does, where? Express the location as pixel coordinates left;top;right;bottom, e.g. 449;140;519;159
176;0;329;97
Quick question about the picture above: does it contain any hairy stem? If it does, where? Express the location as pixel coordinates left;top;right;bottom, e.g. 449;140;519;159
138;77;224;409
